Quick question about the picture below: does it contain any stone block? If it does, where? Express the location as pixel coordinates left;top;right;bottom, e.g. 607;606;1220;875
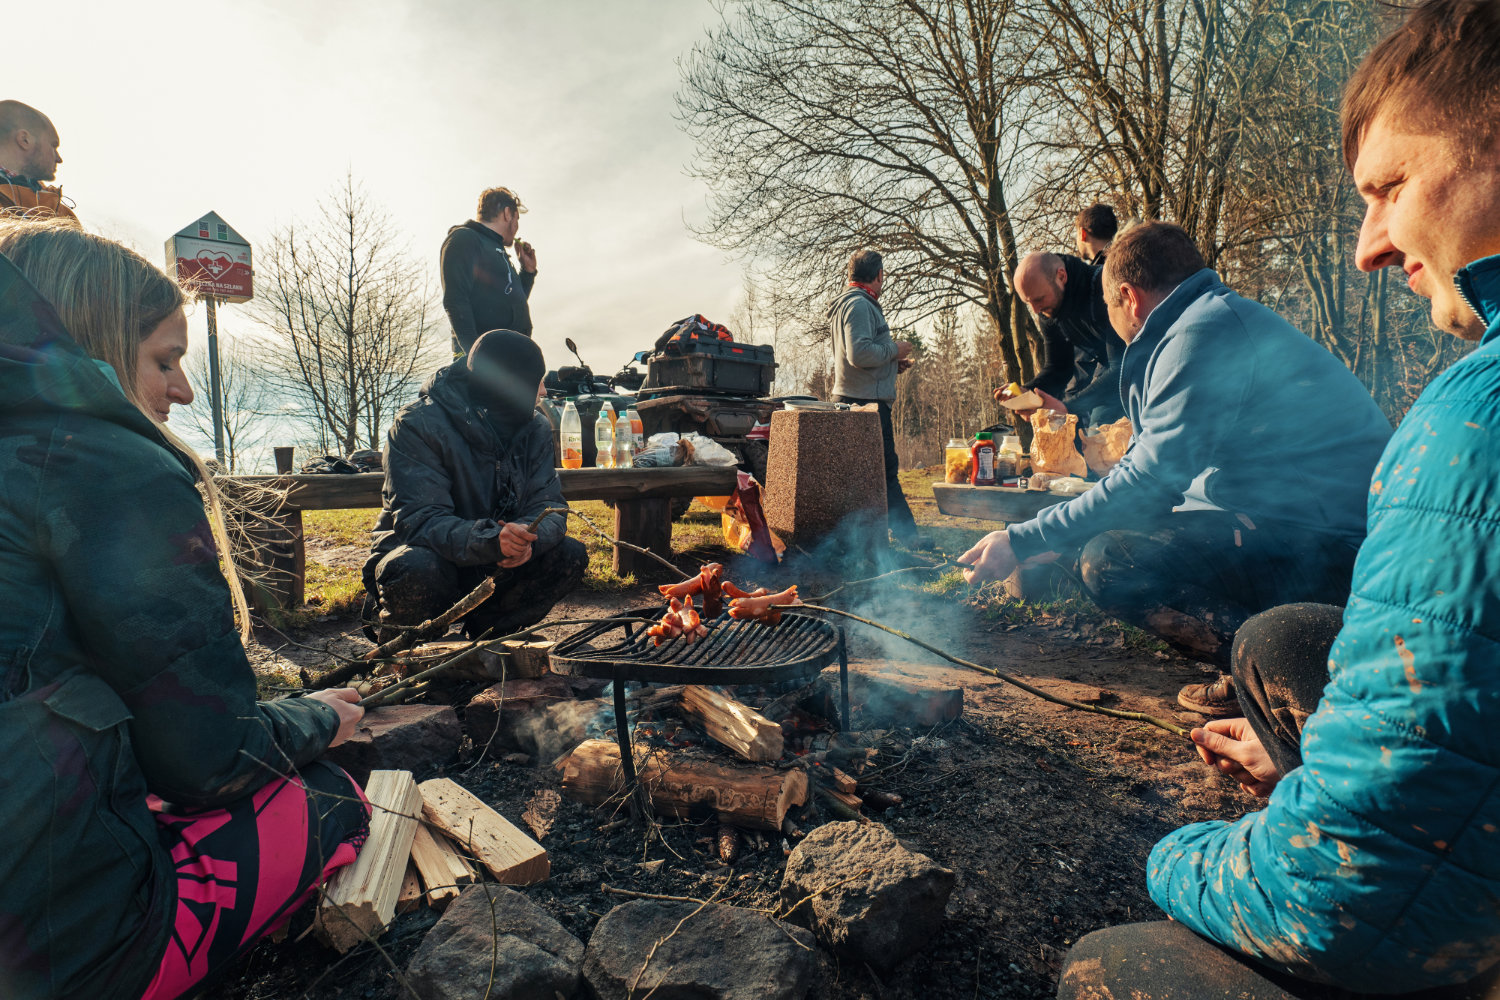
763;409;886;546
583;899;817;1000
780;820;954;971
323;704;461;786
406;884;584;1000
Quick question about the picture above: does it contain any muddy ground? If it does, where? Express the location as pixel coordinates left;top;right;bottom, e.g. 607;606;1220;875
219;542;1253;1000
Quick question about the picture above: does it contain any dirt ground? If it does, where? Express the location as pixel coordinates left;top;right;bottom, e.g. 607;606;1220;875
216;520;1254;1000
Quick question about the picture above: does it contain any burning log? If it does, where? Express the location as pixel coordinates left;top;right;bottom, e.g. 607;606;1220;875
408;823;476;911
418;778;549;885
679;685;784;763
316;769;422;953
559;739;808;832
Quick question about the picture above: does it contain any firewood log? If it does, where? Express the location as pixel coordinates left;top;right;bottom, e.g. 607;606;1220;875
559;739;807;831
680;685;784;763
316;770;421;953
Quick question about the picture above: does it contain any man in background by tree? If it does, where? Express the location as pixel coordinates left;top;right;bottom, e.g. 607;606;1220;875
1000;251;1125;427
1060;3;1500;996
962;223;1390;717
441;186;537;355
0;101;74;222
363;330;585;642
828;248;926;548
1075;202;1117;264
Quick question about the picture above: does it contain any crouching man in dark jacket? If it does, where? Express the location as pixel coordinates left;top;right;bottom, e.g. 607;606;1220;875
363;329;586;640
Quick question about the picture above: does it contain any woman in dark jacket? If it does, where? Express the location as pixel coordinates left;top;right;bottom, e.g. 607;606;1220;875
0;219;369;1000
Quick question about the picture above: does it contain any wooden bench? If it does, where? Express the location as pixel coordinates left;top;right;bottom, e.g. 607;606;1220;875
220;467;739;611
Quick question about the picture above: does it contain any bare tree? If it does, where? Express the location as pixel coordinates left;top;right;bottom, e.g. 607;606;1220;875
679;0;1047;392
183;336;272;473
253;174;440;455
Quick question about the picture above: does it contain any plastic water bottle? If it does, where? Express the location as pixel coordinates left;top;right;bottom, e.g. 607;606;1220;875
560;400;583;469
613;433;635;469
594;405;615;468
626;407;644;447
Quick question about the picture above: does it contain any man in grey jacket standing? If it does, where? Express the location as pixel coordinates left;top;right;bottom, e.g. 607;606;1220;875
828;248;924;546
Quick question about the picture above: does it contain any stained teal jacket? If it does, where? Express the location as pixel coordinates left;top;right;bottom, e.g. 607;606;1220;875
0;254;339;999
1149;254;1500;992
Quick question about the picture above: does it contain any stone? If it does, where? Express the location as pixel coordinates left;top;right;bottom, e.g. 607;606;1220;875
762;409;886;547
583;900;817;1000
406;884;584;1000
847;668;963;729
780;820;954;971
464;676;606;761
323;704;461;786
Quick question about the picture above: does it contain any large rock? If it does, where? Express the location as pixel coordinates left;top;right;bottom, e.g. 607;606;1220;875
406;884;584;1000
584;900;817;1000
323;704;461;785
780;821;954;971
464;676;607;760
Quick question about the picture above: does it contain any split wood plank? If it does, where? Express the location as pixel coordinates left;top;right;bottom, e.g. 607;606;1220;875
396;862;423;915
559;738;808;831
316;769;422;953
418;778;550;885
409;822;477;911
831;767;857;794
680;685;784;763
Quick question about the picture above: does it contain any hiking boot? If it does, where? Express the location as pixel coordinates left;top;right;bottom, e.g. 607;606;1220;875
1177;674;1239;717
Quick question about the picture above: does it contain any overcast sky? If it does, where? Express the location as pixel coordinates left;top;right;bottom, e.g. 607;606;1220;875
12;0;744;455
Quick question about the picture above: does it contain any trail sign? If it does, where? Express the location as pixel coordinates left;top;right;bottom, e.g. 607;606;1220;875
166;211;253;303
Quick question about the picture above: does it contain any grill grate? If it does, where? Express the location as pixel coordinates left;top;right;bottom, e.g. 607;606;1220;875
550;606;843;685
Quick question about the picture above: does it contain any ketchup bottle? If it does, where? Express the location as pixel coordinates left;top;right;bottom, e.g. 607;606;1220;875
970;432;997;486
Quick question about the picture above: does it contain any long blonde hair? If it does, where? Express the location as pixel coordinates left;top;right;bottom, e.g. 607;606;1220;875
0;217;253;636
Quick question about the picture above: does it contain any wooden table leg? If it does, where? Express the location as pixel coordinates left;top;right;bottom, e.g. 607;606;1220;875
235;508;305;613
612;498;672;577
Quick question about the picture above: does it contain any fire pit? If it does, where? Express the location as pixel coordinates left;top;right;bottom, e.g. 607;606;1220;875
551;607;848;789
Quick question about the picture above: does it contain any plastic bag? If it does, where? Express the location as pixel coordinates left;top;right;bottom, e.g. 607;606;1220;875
1029;410;1088;478
1080;417;1133;477
679;432;738;467
720;471;784;563
632;433;687;468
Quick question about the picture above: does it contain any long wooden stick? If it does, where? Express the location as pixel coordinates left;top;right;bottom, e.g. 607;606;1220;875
565;507;691;580
357;616;643;708
794;604;1189;739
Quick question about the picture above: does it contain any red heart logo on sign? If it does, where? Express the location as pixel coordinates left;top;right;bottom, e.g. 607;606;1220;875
196;249;233;278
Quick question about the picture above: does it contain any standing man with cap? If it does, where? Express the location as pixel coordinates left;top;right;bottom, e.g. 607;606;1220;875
440;187;537;355
0;101;74;222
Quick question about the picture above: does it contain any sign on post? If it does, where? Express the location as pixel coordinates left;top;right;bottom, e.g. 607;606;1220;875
166;211;253;302
166;212;254;466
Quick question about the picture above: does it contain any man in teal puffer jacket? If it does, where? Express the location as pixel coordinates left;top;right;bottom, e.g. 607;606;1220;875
1059;2;1500;996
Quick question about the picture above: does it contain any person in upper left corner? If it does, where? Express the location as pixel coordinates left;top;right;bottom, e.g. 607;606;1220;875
440;186;537;356
0;101;76;223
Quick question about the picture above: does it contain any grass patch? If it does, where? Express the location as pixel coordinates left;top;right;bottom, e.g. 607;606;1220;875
302;508;379;547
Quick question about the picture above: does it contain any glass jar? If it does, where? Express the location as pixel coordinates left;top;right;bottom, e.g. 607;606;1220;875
944;438;971;483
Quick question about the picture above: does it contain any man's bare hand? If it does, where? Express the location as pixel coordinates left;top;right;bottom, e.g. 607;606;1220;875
307;688;364;748
897;357;914;374
1192;718;1281;797
498;521;538;568
895;340;913;360
515;239;538;273
959;530;1019;583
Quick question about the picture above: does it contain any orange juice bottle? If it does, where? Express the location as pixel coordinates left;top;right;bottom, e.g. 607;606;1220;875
560;400;584;469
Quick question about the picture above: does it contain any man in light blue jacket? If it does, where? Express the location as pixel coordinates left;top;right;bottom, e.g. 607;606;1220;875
962;223;1390;715
1058;2;1500;996
828;248;923;546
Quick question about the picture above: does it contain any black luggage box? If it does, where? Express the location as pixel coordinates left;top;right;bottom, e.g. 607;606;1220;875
643;339;777;395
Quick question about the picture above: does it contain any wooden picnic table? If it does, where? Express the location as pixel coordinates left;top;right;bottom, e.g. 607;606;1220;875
220;466;739;611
